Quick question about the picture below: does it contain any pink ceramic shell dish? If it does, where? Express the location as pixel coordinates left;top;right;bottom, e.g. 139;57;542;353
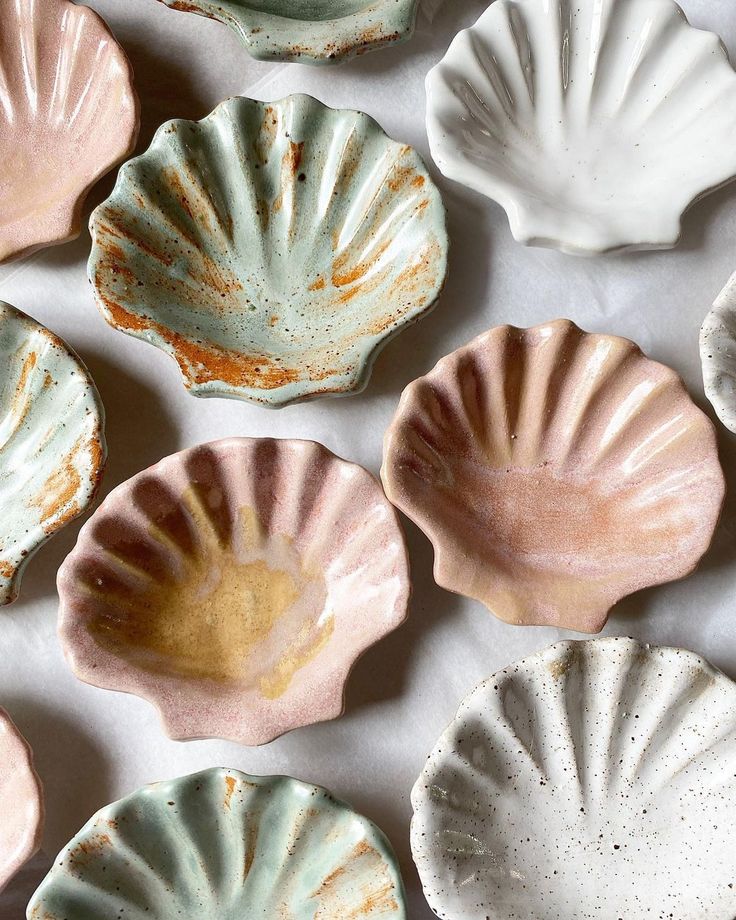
382;319;725;634
0;0;139;264
0;707;43;893
57;438;410;745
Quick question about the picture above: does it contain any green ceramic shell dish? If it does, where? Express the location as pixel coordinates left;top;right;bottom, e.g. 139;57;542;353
88;94;448;407
155;0;420;64
27;767;408;918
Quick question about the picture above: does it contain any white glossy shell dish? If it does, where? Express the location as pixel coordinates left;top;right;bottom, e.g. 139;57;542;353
0;301;106;605
411;637;736;920
425;0;736;255
701;270;736;432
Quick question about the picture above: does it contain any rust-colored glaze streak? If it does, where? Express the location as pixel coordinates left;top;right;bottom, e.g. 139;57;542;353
224;775;236;809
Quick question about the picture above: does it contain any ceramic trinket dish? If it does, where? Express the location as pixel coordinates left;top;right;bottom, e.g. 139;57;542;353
382;320;724;633
27;766;407;918
411;637;736;920
425;0;736;255
58;437;410;745
0;0;139;264
701;271;736;433
0;302;106;606
88;94;448;407
0;707;43;894
155;0;419;64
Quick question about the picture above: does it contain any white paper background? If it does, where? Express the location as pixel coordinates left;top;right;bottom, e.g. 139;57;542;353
2;0;736;915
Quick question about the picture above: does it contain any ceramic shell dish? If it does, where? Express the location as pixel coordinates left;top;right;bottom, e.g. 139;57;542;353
411;637;736;920
0;302;106;606
382;320;724;634
155;0;419;64
27;767;407;918
57;437;410;745
0;708;43;894
0;0;139;264
88;94;448;407
425;0;736;255
701;270;736;433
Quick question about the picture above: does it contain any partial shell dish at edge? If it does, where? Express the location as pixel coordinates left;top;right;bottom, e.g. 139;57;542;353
88;94;448;407
425;0;736;254
0;707;43;894
27;767;407;918
701;270;736;433
0;0;139;264
411;637;736;920
381;319;725;633
0;302;106;606
155;0;420;64
57;438;410;745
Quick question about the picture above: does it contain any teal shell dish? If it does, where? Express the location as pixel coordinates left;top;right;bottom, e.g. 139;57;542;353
88;94;448;407
155;0;420;64
26;767;408;919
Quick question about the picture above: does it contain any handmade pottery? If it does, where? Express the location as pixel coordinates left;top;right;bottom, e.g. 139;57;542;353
701;271;736;433
382;319;724;633
411;637;736;920
0;707;43;894
0;0;138;264
57;438;410;745
88;94;448;407
27;766;407;918
425;0;736;255
0;302;106;606
155;0;419;64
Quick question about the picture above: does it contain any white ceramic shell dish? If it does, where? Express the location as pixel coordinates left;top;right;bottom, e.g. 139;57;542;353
0;302;106;606
701;270;736;432
426;0;736;255
411;637;736;920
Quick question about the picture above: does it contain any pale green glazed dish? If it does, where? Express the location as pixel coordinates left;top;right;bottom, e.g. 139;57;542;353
27;767;408;918
155;0;420;64
88;94;448;407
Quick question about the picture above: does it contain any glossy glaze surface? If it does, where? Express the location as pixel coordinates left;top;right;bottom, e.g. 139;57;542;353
382;320;724;633
0;707;43;894
0;0;139;263
411;637;736;919
27;767;407;918
156;0;419;63
89;94;447;407
58;438;410;744
0;302;106;606
426;0;736;254
701;270;736;432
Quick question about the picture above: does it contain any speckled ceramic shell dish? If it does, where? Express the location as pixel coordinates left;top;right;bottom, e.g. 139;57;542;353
0;302;106;606
382;320;724;633
701;270;736;433
0;0;139;264
0;707;43;894
88;94;448;407
155;0;419;64
425;0;736;254
27;767;407;918
411;637;736;920
57;438;410;745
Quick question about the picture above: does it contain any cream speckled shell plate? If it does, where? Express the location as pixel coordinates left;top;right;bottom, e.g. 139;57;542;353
412;637;736;920
27;767;406;917
0;302;106;606
88;94;448;407
701;270;736;433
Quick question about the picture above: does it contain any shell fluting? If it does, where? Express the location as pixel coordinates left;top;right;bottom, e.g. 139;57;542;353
411;637;736;920
425;0;736;254
57;437;410;745
700;270;736;433
0;302;106;606
88;94;448;407
381;320;724;633
27;767;407;918
0;0;139;263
